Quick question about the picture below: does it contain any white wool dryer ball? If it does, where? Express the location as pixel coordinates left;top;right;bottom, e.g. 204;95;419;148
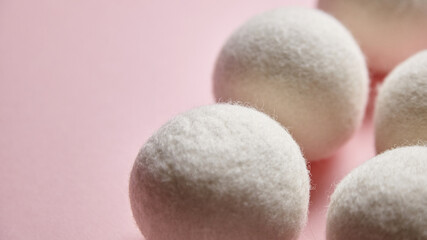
327;146;427;240
375;50;427;153
129;104;310;240
318;0;427;74
213;7;369;161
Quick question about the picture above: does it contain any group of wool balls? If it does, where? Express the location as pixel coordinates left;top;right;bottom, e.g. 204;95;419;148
130;2;427;240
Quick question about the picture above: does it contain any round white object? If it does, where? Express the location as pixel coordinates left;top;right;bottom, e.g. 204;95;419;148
374;50;427;153
129;104;310;240
318;0;427;75
327;146;427;240
213;7;369;161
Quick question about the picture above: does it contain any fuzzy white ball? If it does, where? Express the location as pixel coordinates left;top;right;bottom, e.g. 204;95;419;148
318;0;427;74
213;7;369;161
327;146;427;240
374;50;427;153
129;104;310;240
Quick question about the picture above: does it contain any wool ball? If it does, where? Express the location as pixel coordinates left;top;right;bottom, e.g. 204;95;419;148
327;146;427;240
129;104;310;240
374;50;427;153
318;0;427;75
213;7;369;161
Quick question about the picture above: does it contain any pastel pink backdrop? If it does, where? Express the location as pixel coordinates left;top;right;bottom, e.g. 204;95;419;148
0;0;375;239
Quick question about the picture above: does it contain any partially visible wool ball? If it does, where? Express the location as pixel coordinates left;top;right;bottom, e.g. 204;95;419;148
374;50;427;153
213;7;369;161
318;0;427;75
327;146;427;240
129;104;310;240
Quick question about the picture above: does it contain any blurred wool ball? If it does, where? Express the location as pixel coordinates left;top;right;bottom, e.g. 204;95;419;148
318;0;427;75
375;50;427;153
213;7;369;161
327;146;427;240
129;104;310;240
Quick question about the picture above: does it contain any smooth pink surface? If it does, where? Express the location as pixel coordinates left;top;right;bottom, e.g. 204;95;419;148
0;1;375;239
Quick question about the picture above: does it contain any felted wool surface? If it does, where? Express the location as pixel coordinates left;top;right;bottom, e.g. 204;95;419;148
374;50;427;153
129;104;310;240
318;0;427;75
326;146;427;240
213;7;369;161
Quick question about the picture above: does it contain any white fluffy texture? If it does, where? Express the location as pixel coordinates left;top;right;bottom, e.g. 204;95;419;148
374;50;427;153
318;0;427;74
213;7;369;161
129;104;310;240
327;146;427;240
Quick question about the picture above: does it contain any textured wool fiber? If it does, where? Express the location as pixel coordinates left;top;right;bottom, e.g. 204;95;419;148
374;50;427;153
129;104;310;240
213;7;369;161
319;0;427;74
327;146;427;240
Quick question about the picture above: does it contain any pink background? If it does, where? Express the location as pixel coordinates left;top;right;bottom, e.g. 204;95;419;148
0;0;375;239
